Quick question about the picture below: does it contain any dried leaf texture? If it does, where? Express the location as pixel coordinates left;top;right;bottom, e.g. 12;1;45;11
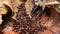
1;0;60;34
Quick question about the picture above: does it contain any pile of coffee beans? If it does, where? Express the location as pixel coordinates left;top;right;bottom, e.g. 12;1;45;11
13;2;46;34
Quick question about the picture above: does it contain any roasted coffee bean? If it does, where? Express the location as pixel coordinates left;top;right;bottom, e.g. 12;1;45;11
44;6;51;17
